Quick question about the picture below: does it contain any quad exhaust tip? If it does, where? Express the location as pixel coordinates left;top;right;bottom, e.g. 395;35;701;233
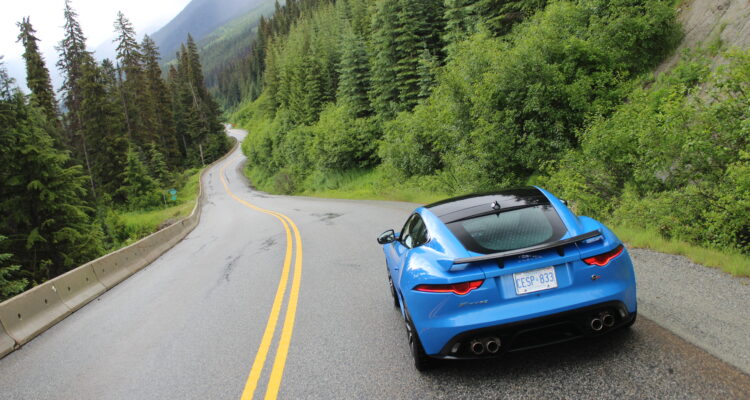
602;312;615;328
470;340;484;355
590;317;603;331
484;337;501;354
468;337;501;355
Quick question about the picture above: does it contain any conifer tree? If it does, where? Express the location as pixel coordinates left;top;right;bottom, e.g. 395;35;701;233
337;27;372;117
78;57;129;198
474;0;547;36
393;0;422;109
16;17;59;128
146;143;171;187
114;11;152;145
0;236;28;301
179;35;228;163
0;64;103;282
167;64;190;160
370;0;401;118
141;35;180;167
371;0;446;115
56;0;97;195
444;0;477;48
56;0;90;132
417;48;439;100
119;146;161;209
167;39;227;166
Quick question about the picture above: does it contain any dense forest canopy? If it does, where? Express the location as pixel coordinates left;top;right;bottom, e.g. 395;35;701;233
0;0;229;300
229;0;748;257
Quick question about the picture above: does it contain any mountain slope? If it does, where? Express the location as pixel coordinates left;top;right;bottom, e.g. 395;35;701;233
151;0;272;59
657;0;750;73
194;2;276;106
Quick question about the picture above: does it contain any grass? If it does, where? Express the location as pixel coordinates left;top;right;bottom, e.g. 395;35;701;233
612;224;750;277
244;165;449;204
116;168;203;246
299;168;449;204
242;164;750;277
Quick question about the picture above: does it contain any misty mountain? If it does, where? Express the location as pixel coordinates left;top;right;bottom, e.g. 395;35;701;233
150;0;272;59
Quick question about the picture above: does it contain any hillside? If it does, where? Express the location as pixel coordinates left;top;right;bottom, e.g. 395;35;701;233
658;0;750;73
225;0;749;273
150;0;271;60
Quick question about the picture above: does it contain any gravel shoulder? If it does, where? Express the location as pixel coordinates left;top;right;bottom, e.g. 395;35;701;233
630;247;750;375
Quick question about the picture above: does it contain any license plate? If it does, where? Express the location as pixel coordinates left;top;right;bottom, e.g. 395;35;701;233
513;266;558;295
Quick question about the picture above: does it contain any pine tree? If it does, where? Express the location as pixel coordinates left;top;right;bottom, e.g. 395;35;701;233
474;0;547;36
371;0;446;115
56;0;90;132
410;0;446;62
141;35;181;167
0;64;103;282
443;0;477;48
78;58;129;199
417;48;439;100
177;36;228;163
337;26;372;117
114;11;152;145
0;236;28;301
56;0;97;196
16;17;59;128
370;0;401;118
167;64;190;161
393;0;423;109
146;143;171;187
118;146;161;210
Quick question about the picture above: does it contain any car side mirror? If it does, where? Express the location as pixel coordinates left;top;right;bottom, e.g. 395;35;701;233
560;199;569;206
377;229;396;245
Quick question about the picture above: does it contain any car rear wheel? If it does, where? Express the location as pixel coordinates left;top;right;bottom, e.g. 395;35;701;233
404;314;434;371
623;311;637;329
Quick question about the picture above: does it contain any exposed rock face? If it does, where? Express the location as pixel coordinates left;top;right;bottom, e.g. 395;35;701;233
658;0;750;73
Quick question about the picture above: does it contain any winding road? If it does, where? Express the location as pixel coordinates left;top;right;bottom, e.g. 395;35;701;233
1;129;749;399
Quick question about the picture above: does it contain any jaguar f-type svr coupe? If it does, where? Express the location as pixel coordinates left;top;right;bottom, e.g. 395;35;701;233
377;187;637;370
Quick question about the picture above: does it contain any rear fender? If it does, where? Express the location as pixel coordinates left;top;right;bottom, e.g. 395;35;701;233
576;216;623;258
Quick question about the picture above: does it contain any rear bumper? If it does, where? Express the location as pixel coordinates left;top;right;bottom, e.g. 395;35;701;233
408;250;637;355
434;301;635;359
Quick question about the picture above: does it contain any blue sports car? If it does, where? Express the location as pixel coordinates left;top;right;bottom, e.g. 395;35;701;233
377;187;637;370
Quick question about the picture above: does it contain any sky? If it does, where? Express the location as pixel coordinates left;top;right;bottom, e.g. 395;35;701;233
1;0;191;92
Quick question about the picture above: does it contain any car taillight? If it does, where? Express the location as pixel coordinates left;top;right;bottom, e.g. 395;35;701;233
414;279;484;295
583;245;624;266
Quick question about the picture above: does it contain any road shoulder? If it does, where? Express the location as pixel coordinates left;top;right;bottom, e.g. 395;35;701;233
630;247;750;376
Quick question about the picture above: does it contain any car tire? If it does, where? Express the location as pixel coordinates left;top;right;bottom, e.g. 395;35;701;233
623;311;637;329
388;275;399;308
404;314;435;371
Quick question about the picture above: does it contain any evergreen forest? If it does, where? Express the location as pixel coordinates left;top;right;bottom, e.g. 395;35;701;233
227;0;749;264
0;1;229;300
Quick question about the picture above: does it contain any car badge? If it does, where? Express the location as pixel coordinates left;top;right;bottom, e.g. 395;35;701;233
491;201;501;210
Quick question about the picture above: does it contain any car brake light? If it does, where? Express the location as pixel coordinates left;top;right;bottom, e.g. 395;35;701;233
583;245;624;266
414;279;484;295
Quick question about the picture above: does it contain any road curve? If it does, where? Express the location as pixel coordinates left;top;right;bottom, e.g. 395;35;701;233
0;128;749;399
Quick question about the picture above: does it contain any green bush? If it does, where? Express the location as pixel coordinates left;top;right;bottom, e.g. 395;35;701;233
543;50;750;254
311;104;381;171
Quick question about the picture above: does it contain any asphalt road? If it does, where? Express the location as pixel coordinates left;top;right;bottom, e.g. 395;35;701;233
1;128;749;399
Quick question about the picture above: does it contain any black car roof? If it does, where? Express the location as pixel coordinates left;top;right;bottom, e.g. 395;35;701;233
425;187;550;224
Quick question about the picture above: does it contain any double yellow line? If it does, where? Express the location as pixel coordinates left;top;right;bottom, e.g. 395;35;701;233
219;157;303;400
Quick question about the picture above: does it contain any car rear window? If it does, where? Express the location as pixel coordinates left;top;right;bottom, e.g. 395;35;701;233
447;205;567;254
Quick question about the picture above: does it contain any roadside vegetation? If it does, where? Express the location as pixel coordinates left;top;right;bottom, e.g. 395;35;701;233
103;168;202;249
0;1;228;300
229;0;749;276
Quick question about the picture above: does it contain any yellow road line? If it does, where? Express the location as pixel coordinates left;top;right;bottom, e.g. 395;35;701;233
218;156;302;400
264;215;302;400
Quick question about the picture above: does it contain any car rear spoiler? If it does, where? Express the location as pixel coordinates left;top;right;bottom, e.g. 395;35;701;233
452;230;602;266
